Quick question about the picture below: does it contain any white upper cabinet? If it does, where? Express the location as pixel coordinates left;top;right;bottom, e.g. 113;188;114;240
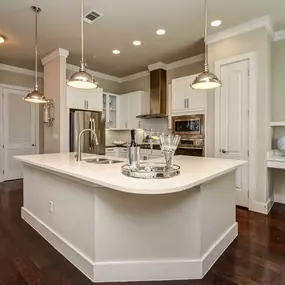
172;74;206;115
117;93;129;129
104;93;118;129
66;86;103;111
118;91;149;129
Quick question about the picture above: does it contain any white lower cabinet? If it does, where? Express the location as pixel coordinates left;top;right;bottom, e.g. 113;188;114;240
140;149;163;160
105;147;127;158
105;147;118;157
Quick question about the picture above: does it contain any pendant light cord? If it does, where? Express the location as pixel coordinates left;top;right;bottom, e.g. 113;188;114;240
80;0;85;71
204;0;209;72
35;7;38;90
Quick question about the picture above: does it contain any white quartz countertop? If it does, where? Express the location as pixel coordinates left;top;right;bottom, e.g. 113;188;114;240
15;153;245;195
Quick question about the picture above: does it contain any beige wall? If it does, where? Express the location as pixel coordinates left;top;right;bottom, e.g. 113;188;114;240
66;70;121;94
120;75;150;94
120;61;204;94
208;28;272;206
272;39;285;122
0;70;44;154
271;39;285;201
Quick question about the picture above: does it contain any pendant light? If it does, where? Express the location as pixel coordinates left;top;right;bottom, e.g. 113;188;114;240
23;6;47;103
191;0;221;90
67;0;98;89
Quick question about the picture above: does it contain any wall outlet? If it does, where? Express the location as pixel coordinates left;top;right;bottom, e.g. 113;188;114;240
49;201;54;214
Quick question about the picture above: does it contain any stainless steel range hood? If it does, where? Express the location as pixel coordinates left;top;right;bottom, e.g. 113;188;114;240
136;68;167;119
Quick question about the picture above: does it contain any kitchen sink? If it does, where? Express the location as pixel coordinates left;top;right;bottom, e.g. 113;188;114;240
85;158;122;164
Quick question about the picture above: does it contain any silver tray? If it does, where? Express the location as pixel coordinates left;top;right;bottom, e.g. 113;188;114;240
121;162;180;179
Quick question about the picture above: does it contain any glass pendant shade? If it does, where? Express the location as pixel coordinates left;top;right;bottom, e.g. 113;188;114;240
191;70;221;90
24;87;47;103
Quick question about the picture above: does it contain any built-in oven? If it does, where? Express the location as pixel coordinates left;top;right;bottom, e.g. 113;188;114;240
172;115;205;157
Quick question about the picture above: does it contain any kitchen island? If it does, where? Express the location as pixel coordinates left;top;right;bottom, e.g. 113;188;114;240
15;153;244;282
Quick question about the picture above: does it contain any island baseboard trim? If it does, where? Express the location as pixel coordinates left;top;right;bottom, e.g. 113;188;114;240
21;207;95;282
22;207;238;282
201;222;238;277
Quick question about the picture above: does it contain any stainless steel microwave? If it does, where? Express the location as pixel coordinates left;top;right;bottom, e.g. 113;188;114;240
172;115;204;136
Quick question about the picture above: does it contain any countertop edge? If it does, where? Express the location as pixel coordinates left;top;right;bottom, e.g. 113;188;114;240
15;155;245;195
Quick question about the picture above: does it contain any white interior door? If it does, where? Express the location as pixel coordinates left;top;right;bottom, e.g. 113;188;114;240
3;88;36;181
216;59;249;207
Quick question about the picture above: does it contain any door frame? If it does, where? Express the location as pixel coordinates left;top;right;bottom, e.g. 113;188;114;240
214;52;257;211
0;84;40;182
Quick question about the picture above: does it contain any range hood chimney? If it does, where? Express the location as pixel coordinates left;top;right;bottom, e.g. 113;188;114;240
137;67;167;119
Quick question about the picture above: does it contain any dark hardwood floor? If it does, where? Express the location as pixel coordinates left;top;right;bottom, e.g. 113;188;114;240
1;180;285;285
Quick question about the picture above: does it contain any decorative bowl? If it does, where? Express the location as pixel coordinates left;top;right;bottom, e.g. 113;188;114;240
112;141;126;146
277;136;285;152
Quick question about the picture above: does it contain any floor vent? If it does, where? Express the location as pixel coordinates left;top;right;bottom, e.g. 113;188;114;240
84;10;103;24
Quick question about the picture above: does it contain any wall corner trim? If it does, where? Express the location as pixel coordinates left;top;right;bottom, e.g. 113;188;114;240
207;15;273;44
167;54;204;70
148;62;168;71
41;48;70;65
66;64;122;83
0;63;44;78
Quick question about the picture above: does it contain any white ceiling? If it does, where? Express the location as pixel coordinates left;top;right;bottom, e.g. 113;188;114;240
0;0;285;77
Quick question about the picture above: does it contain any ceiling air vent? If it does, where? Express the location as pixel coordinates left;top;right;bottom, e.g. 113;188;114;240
84;10;103;24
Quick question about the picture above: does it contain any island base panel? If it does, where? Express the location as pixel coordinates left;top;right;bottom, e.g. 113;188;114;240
21;165;237;282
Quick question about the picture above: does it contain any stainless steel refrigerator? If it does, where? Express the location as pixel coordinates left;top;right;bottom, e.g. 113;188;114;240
69;110;105;155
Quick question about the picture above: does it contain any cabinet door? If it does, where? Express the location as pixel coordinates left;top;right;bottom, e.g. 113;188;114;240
117;94;129;129
172;75;206;114
127;91;149;129
86;88;103;111
67;87;102;111
67;86;87;110
187;85;206;112
172;77;189;113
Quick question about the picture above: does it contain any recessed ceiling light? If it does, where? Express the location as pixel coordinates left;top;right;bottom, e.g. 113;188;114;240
112;49;120;55
0;35;5;44
211;20;222;27
156;29;166;35
133;40;142;46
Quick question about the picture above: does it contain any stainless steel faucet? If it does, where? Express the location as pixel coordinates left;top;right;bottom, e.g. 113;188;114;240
76;129;99;161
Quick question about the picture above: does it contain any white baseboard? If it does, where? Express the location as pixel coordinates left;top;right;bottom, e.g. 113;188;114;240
201;222;238;277
249;196;274;214
266;196;275;213
274;193;285;204
22;207;237;282
21;207;95;281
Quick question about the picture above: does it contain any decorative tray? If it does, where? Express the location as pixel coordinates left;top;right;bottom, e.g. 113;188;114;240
121;162;180;179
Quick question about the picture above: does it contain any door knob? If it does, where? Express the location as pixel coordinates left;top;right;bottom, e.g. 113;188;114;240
221;149;228;154
32;144;35;146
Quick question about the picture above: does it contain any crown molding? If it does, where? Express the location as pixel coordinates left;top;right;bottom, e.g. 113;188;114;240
274;30;285;42
120;70;150;83
41;48;69;65
167;54;204;70
148;62;167;71
207;15;274;44
66;64;121;83
0;63;44;78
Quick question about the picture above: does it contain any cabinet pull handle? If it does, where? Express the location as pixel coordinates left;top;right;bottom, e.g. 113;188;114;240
87;101;89;109
187;99;189;108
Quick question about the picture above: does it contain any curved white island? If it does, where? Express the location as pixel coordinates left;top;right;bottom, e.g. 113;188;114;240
15;153;244;282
